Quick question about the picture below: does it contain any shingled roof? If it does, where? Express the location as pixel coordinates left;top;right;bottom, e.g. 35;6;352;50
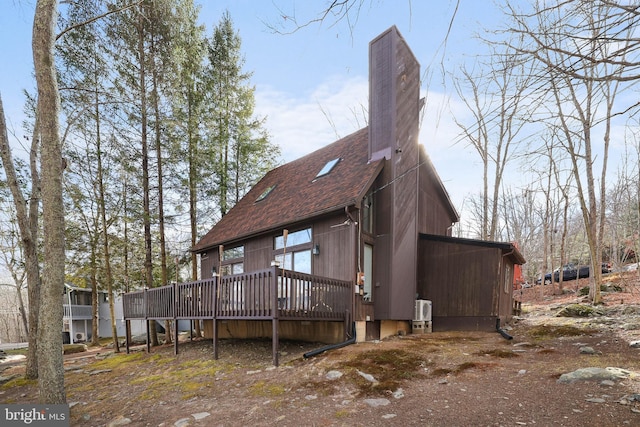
193;127;384;252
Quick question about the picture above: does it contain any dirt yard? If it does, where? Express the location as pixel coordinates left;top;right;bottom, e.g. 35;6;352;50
3;272;640;426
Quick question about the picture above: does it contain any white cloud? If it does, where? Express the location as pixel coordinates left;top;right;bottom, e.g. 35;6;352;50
255;75;368;162
255;75;481;216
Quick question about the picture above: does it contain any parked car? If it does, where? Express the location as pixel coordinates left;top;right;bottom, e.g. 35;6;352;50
554;264;589;282
537;262;611;285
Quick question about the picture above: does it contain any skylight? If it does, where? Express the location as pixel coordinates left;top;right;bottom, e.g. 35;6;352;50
315;158;340;178
255;185;276;202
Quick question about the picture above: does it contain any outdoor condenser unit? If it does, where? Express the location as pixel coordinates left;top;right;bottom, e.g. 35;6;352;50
75;332;86;342
414;300;432;322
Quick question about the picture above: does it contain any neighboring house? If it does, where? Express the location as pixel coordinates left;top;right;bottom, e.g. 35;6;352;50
63;284;146;343
63;283;98;343
122;27;525;363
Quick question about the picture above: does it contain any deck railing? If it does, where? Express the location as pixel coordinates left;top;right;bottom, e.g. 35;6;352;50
122;267;352;322
63;304;93;319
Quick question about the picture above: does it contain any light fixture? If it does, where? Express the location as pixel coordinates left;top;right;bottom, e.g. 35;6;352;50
271;260;281;267
312;244;320;255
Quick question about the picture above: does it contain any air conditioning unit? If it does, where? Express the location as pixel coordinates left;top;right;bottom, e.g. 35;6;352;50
75;332;86;342
414;300;432;322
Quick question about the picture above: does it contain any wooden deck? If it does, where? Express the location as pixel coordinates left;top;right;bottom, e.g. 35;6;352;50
122;267;353;365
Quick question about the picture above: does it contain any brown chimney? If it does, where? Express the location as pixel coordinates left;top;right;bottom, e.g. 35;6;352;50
369;26;421;320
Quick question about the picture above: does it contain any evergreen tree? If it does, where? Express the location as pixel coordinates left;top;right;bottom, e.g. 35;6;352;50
204;12;280;219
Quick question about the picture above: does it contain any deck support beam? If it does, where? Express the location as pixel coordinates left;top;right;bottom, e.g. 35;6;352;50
125;320;131;354
145;320;150;353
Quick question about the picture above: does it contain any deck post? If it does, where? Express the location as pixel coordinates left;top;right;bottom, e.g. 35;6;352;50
145;319;150;353
144;288;150;353
125;319;130;354
173;283;179;355
213;277;219;359
272;267;279;367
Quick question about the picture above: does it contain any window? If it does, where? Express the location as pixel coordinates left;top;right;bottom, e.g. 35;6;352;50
220;245;244;276
362;193;374;234
256;185;276;202
222;246;244;260
275;228;312;250
363;244;373;302
275;250;311;274
315;158;340;178
274;228;312;274
504;264;512;294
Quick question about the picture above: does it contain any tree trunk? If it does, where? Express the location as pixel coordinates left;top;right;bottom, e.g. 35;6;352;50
90;243;99;346
0;95;41;380
151;34;171;345
33;0;66;403
15;284;29;340
137;8;158;347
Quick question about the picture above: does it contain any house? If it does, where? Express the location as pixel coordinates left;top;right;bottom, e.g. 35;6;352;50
63;283;98;343
191;26;524;343
63;284;146;343
122;27;525;364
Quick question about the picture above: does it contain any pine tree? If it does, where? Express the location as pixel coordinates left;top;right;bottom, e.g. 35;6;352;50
204;12;280;219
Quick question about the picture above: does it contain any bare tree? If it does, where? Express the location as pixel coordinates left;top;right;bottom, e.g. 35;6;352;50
0;93;41;380
506;0;640;303
453;41;533;241
0;209;30;337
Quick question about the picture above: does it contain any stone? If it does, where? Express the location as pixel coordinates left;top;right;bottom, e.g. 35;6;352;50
382;414;397;419
579;346;597;354
364;398;390;407
392;388;404;399
557;367;631;384
556;304;604;317
620;323;640;331
192;412;210;421
89;369;112;375
325;370;343;380
107;416;132;427
173;418;191;427
630;341;640;348
357;370;378;384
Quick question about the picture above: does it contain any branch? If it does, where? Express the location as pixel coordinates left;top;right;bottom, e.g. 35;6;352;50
56;0;144;41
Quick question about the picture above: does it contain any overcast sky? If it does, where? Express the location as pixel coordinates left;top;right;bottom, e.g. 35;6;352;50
0;1;508;228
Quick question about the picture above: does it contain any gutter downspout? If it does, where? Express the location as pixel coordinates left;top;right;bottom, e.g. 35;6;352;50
496;318;513;340
303;322;356;359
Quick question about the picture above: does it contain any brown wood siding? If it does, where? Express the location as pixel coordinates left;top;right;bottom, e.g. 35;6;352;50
243;236;274;273
200;249;217;280
312;213;356;282
418;237;503;330
418;157;457;235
